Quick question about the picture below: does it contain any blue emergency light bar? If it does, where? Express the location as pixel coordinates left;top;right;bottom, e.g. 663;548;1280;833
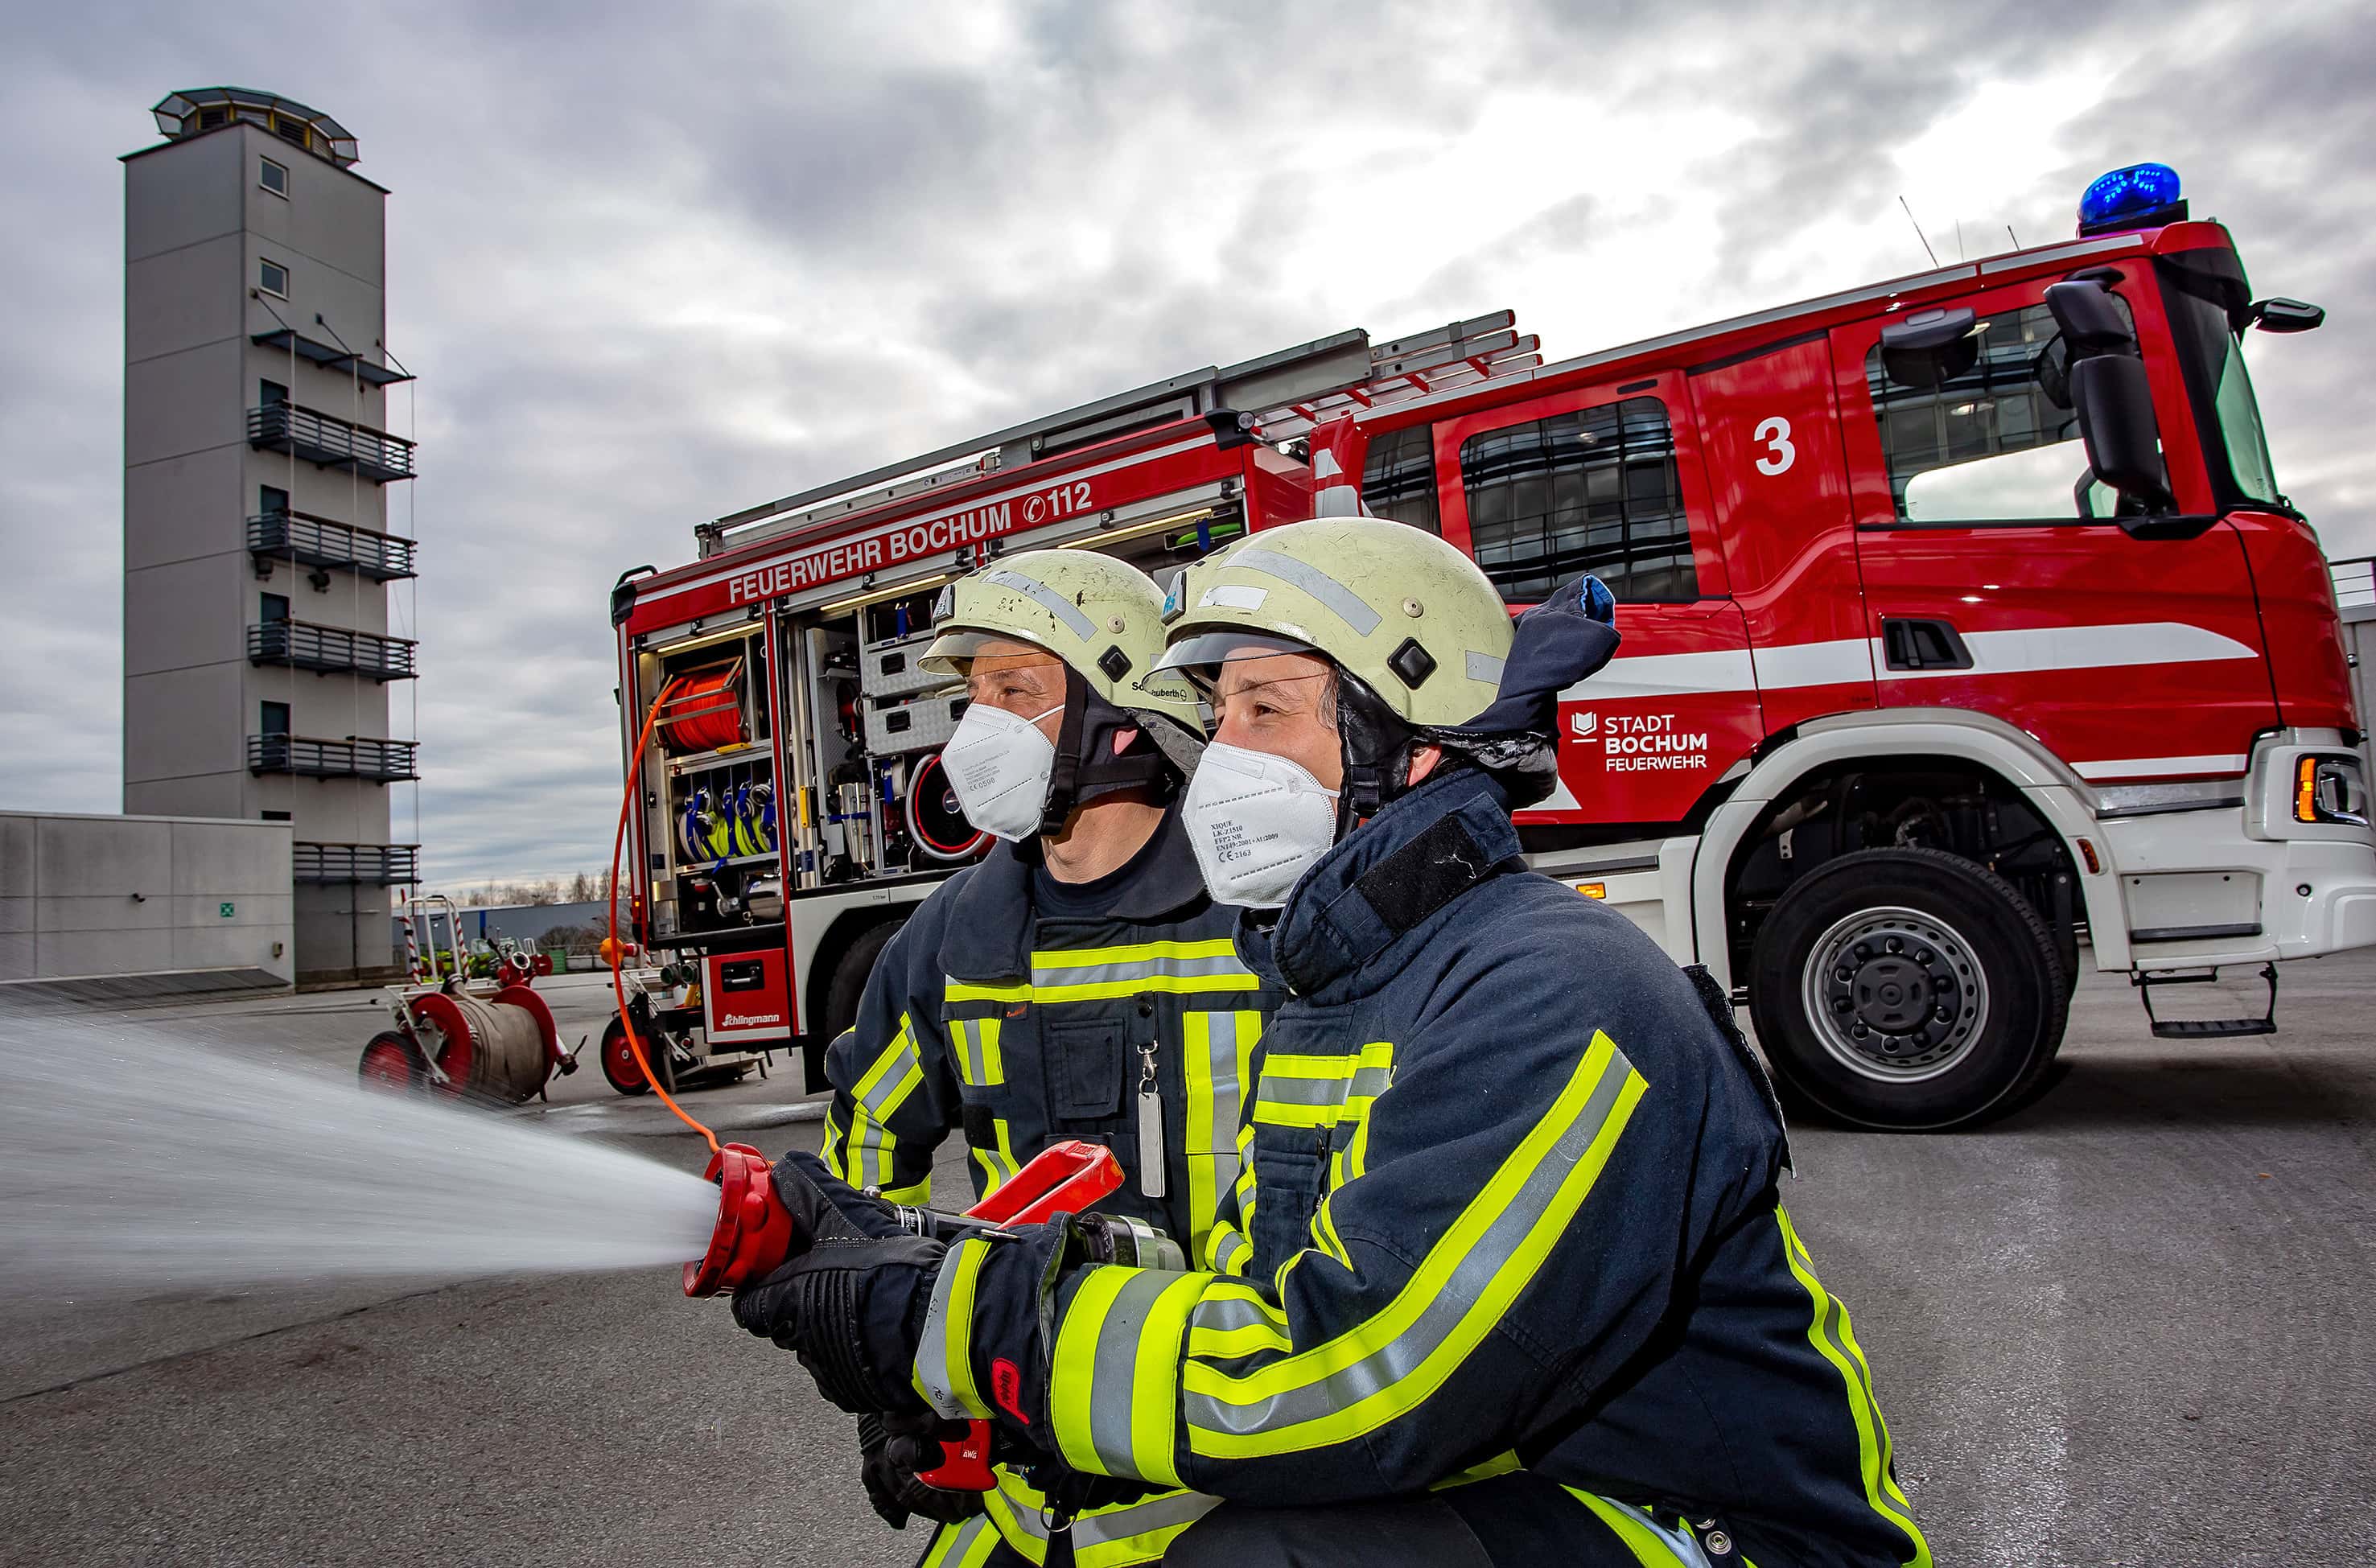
2077;163;2187;237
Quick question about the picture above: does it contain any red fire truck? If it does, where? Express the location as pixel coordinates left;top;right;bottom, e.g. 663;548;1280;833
610;163;2370;1128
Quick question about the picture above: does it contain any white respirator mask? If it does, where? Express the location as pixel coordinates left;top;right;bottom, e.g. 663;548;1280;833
1181;740;1342;909
941;702;1064;841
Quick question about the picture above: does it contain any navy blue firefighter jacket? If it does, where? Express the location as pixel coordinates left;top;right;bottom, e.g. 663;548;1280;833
910;766;1933;1568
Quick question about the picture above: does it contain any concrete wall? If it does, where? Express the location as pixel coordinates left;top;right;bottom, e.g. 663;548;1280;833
0;811;293;987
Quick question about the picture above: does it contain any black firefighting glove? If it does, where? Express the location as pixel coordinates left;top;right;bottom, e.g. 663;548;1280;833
730;1152;943;1417
857;1412;987;1530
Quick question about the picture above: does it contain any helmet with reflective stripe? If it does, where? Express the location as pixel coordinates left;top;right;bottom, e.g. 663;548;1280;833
924;551;1200;726
923;550;1205;797
1153;518;1511;728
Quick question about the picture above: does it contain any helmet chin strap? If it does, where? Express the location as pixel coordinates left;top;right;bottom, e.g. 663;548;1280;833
1332;670;1421;838
1036;678;1176;838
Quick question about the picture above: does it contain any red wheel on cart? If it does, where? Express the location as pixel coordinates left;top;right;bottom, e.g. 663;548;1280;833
599;1016;652;1097
357;1031;423;1093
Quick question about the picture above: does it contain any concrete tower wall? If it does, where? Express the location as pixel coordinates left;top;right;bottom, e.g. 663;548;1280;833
123;101;416;987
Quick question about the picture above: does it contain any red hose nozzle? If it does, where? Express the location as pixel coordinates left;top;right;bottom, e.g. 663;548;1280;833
684;1142;796;1298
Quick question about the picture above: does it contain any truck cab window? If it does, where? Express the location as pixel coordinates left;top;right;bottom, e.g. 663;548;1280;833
1361;425;1440;535
1458;395;1694;604
1868;299;2131;523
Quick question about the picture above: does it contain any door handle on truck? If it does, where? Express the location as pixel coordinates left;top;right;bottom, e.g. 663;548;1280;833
1881;618;1975;671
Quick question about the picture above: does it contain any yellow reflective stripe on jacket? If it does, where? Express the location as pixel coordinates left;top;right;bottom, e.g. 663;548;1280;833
979;1470;1220;1568
1180;1031;1645;1460
970;1113;1021;1199
1185;1279;1292;1361
919;1514;1002;1568
946;939;1261;1006
1050;1266;1205;1486
1229;1119;1260;1259
1565;1490;1702;1566
1201;1220;1252;1279
1040;1036;1645;1480
1183;1007;1258;1257
915;1236;995;1421
1250;1042;1394;1138
845;1014;924;1191
1777;1207;1933;1567
818;1103;849;1178
951;1016;1006;1088
1430;1449;1523;1490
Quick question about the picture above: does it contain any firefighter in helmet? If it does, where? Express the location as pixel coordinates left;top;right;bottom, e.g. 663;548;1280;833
746;521;1930;1566
812;549;1271;1562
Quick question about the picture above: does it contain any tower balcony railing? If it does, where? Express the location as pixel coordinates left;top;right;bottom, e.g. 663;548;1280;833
247;734;419;782
246;509;418;581
247;401;415;483
247;619;417;681
294;842;419;886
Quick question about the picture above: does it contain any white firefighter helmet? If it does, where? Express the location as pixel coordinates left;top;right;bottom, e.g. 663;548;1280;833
1151;518;1511;728
923;549;1204;763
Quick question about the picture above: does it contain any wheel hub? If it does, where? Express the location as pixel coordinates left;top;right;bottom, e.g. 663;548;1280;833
1803;907;1990;1082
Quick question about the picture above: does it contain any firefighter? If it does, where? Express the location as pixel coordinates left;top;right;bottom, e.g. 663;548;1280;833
741;521;1931;1567
812;549;1270;1564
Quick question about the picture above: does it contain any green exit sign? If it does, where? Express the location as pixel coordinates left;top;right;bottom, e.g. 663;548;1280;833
219;902;236;919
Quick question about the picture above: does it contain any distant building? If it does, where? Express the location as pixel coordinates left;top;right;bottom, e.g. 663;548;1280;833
121;88;418;986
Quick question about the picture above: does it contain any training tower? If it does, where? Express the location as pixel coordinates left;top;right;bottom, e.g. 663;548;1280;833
122;88;418;985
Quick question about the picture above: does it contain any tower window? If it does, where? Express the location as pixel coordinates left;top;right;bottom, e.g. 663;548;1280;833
197;106;229;130
258;257;289;298
260;379;289;407
259;157;289;197
272;115;309;150
261;592;290;623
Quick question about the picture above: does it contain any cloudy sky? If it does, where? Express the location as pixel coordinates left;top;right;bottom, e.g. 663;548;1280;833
2;0;2369;891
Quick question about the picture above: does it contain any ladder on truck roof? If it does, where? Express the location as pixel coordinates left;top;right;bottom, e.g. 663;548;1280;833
698;311;1541;558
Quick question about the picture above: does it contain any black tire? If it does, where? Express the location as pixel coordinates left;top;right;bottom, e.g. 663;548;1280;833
821;920;902;1044
1748;846;2068;1130
806;919;902;1093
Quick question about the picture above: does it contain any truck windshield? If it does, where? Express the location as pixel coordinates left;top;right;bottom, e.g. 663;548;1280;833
2159;252;2284;508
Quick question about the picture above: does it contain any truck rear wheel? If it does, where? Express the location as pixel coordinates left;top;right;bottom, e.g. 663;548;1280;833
1748;846;2067;1130
821;920;901;1043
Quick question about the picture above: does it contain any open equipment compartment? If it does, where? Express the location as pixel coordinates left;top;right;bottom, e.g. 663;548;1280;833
640;619;780;942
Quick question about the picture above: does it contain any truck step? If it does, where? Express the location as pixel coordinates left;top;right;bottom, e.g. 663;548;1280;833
2132;962;2277;1041
2147;1014;2278;1040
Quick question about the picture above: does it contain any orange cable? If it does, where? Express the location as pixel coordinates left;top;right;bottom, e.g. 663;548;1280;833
607;676;720;1154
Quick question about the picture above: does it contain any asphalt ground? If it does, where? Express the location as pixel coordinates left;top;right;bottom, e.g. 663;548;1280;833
2;961;2372;1566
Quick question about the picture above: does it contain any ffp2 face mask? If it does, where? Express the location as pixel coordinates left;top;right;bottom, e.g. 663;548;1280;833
1181;740;1340;908
941;702;1062;840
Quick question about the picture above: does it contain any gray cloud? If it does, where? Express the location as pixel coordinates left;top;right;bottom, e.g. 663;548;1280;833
2;0;2370;891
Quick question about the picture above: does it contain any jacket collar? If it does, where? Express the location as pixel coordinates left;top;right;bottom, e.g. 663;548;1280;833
1246;767;1521;1002
940;805;1212;981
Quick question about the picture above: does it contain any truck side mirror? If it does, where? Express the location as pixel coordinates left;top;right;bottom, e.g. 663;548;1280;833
2249;297;2324;334
1879;307;1981;389
2044;280;2172;516
2066;355;2172;514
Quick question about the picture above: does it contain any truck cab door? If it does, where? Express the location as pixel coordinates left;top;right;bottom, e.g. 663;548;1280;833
1687;335;1877;732
1834;275;2276;784
1427;369;1762;827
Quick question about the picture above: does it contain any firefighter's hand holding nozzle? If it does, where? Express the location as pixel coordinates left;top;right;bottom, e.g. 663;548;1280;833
723;1153;947;1418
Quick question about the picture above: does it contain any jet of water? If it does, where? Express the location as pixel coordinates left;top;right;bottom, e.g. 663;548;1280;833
0;1009;723;1296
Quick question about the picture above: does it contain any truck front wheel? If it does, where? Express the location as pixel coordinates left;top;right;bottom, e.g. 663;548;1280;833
1747;846;2067;1130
